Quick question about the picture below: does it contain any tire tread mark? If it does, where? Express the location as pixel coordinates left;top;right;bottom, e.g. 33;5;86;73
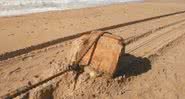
1;10;185;61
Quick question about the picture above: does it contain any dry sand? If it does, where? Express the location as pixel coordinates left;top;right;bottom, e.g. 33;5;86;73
1;1;185;99
0;2;185;55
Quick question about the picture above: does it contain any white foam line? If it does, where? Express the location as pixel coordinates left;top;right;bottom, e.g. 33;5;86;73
0;0;142;17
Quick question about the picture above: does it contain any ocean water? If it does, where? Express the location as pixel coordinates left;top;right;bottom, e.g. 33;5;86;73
0;0;142;17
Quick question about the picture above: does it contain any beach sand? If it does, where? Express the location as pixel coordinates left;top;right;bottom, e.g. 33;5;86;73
1;1;185;99
0;2;185;55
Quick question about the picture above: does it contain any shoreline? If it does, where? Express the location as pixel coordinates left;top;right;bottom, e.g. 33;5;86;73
0;0;142;17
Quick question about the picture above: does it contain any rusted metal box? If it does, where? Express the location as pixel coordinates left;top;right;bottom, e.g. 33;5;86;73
69;31;125;75
80;32;124;75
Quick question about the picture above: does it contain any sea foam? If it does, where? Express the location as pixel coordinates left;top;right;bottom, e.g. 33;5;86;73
0;0;142;17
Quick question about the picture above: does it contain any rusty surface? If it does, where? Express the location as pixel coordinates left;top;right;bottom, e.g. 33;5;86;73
79;31;125;75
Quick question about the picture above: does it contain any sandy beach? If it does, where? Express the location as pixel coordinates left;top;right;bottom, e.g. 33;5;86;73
1;1;185;99
1;2;185;55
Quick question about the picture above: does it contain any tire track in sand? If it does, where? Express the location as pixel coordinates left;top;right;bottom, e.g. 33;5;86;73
1;10;185;61
126;21;185;57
